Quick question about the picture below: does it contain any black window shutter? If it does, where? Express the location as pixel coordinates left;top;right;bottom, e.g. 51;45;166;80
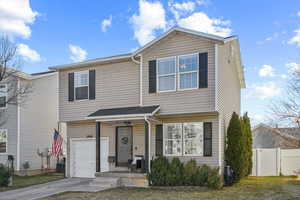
155;124;163;156
149;60;157;93
199;52;208;88
68;72;74;101
203;122;212;157
89;69;96;100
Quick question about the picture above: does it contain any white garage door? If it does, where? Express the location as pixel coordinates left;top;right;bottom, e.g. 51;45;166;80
71;139;96;178
71;137;110;178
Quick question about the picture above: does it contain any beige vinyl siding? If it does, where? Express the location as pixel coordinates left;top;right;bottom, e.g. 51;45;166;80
19;74;59;170
217;41;241;131
59;61;139;122
142;32;216;115
216;41;242;169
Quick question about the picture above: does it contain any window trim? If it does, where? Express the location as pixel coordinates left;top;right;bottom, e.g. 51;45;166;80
177;53;199;91
156;56;177;93
0;84;7;109
74;70;89;101
163;122;204;157
163;123;182;156
0;129;7;154
182;122;203;157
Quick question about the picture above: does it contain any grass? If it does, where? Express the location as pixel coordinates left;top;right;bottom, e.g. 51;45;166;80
44;176;300;200
0;173;64;192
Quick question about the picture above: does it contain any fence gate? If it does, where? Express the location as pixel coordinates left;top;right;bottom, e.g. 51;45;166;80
251;148;300;176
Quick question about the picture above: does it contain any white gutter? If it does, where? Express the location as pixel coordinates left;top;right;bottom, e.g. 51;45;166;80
131;54;143;106
144;115;151;172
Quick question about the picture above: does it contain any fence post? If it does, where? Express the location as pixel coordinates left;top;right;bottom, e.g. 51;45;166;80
256;148;260;176
276;148;281;176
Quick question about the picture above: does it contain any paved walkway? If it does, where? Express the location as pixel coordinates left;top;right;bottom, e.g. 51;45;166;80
0;178;110;200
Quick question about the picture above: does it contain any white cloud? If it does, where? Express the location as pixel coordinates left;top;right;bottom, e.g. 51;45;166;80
131;0;167;46
177;12;232;37
101;15;112;32
247;82;281;100
286;62;300;73
297;11;300;17
17;43;41;62
169;1;196;20
288;29;300;46
0;0;38;39
69;44;87;62
259;64;275;77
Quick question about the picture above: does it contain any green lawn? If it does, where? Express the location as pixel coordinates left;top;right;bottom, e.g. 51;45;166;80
45;176;300;200
0;173;64;192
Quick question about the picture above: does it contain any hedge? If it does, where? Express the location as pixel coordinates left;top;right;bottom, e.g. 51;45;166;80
148;157;223;189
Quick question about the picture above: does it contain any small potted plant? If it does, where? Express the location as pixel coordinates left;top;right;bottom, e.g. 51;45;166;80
22;161;30;176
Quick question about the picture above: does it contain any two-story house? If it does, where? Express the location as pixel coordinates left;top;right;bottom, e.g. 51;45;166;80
50;26;245;178
0;71;61;173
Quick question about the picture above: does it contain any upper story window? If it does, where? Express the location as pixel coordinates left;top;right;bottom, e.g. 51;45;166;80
156;53;199;92
157;57;176;92
74;71;89;100
0;84;7;109
0;129;7;153
178;54;198;90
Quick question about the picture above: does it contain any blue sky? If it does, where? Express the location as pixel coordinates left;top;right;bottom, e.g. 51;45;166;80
1;0;300;125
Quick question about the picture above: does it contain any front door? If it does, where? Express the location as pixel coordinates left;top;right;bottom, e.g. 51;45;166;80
117;127;132;166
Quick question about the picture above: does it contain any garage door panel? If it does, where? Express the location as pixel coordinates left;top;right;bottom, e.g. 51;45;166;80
71;139;96;178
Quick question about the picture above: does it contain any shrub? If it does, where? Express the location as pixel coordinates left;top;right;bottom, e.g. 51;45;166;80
148;157;223;189
148;156;169;186
183;159;198;185
0;164;10;187
242;113;253;176
167;158;184;186
207;167;223;189
225;112;246;182
194;164;210;186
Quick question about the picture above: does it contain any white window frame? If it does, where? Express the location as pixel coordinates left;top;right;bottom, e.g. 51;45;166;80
74;70;89;101
163;123;182;156
156;56;177;93
182;122;203;156
163;122;204;157
178;53;199;91
0;129;7;154
0;84;7;109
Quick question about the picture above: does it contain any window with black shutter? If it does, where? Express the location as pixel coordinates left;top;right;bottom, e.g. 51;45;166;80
155;125;163;156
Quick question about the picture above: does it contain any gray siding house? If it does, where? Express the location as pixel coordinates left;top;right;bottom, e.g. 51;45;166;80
50;26;245;178
0;71;60;172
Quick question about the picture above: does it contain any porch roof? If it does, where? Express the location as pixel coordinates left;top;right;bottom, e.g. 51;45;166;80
86;105;160;120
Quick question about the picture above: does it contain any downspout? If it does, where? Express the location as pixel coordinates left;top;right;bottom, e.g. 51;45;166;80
144;115;151;172
131;54;143;106
16;79;21;171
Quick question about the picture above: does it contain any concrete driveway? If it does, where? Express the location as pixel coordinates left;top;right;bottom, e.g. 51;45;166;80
0;178;100;200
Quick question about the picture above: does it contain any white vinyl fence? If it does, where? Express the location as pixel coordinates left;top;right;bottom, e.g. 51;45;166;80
251;148;300;176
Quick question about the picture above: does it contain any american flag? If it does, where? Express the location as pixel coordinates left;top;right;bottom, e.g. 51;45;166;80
52;129;63;157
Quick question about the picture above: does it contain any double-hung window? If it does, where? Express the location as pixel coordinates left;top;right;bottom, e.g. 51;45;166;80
178;54;198;90
74;71;89;100
0;129;7;153
163;122;204;156
157;57;176;92
0;84;7;108
163;123;182;156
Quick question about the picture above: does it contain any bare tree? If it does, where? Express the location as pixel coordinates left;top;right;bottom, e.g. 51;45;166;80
0;36;32;125
270;70;300;127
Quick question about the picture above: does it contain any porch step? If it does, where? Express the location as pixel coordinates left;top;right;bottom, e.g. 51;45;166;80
89;177;120;188
96;172;146;178
95;172;148;187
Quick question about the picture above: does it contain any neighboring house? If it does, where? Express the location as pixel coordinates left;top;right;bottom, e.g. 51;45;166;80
0;71;60;172
252;124;300;149
50;26;245;178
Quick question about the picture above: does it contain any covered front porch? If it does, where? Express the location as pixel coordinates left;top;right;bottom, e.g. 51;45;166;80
90;105;161;174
